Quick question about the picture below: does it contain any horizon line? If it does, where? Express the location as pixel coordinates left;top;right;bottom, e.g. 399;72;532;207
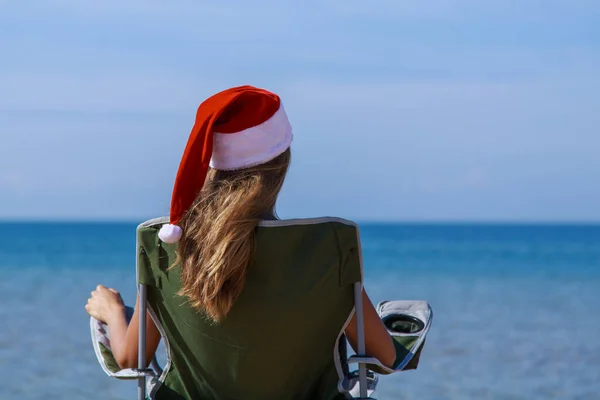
1;217;600;226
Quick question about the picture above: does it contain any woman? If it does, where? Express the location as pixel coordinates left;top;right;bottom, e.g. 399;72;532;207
86;85;396;398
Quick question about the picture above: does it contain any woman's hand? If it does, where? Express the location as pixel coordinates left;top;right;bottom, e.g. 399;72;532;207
85;284;125;323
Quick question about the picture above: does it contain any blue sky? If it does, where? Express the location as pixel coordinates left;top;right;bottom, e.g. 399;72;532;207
1;1;599;221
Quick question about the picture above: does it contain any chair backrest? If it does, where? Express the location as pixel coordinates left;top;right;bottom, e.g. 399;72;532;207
135;217;368;400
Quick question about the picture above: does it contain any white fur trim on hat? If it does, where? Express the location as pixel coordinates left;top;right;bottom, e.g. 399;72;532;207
209;104;293;171
158;224;183;243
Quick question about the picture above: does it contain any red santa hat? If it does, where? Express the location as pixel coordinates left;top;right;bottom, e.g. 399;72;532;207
158;85;293;243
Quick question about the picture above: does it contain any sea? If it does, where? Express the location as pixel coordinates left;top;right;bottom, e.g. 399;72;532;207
1;222;599;399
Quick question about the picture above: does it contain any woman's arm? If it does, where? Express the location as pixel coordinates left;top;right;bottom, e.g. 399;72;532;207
86;285;161;369
344;289;396;368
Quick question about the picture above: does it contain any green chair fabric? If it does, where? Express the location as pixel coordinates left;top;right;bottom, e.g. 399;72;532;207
139;217;364;400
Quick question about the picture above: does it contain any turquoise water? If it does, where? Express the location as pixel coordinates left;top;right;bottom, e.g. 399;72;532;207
1;222;599;399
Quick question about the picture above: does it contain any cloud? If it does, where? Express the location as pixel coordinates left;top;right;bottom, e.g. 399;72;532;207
1;0;599;220
2;75;599;220
2;0;598;95
0;72;208;113
8;0;599;22
0;171;33;194
327;0;600;21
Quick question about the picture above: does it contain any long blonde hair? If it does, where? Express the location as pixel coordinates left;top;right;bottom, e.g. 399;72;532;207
175;148;291;322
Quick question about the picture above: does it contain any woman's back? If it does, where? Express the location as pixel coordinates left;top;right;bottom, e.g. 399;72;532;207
139;218;363;400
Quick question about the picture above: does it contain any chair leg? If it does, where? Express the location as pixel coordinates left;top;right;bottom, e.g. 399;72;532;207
138;284;147;400
353;282;368;399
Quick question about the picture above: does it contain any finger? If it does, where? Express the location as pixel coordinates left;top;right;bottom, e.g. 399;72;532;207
96;284;106;291
108;288;119;294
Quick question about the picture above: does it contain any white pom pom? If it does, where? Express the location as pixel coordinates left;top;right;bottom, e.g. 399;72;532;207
158;224;183;243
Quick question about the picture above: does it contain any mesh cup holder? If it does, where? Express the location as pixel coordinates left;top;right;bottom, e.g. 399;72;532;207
383;314;425;334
